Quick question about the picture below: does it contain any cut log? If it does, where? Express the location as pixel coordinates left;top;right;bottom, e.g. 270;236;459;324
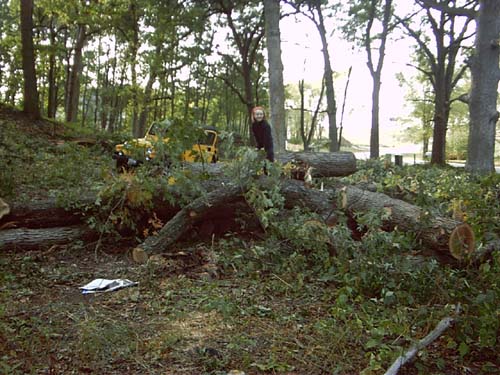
2;196;94;229
341;185;474;258
0;225;93;250
173;151;357;179
2;178;473;263
276;151;357;177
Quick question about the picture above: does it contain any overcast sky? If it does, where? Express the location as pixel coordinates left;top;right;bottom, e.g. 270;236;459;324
278;3;417;147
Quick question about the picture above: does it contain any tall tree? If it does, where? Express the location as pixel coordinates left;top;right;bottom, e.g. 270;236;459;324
20;0;40;119
288;0;339;151
397;1;476;165
345;0;394;159
298;79;325;150
466;0;500;174
264;0;286;152
210;0;266;140
65;23;87;123
398;74;434;157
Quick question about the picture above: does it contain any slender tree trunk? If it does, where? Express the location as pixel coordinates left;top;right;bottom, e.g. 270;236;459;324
431;82;449;165
65;24;87;123
20;0;40;119
370;78;381;158
264;0;286;152
313;1;337;152
126;2;140;136
466;0;500;174
366;0;392;159
47;18;57;118
299;80;307;150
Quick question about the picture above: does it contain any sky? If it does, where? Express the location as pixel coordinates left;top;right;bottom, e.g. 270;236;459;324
278;4;417;147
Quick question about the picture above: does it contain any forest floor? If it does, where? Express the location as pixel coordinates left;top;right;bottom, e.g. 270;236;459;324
1;104;499;374
4;240;497;375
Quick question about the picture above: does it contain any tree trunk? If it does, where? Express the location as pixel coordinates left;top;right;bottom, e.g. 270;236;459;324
277;151;357;177
131;178;471;263
0;226;94;250
264;0;286;153
66;24;87;123
341;185;473;259
47;19;57;119
365;0;392;159
466;0;500;174
370;78;381;159
431;77;450;165
20;0;40;119
1;197;95;229
314;1;338;152
2;179;473;263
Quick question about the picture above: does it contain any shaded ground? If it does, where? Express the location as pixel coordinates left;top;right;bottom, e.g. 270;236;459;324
2;238;499;375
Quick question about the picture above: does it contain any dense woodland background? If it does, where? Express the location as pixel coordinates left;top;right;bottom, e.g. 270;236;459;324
3;0;499;173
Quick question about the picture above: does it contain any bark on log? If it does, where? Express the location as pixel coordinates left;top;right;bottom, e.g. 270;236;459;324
276;151;357;177
1;196;94;229
176;151;357;178
0;225;94;250
341;185;473;258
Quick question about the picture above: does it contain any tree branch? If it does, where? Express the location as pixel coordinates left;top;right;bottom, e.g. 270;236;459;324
384;313;458;375
417;0;477;18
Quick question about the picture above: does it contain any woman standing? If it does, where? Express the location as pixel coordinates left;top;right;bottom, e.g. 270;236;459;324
251;106;275;162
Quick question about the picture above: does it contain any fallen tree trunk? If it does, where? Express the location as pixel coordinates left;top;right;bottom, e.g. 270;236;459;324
276;151;357;177
132;179;343;262
1;196;94;229
179;151;357;178
132;179;470;262
341;185;473;259
2;180;472;262
132;184;244;262
0;225;94;250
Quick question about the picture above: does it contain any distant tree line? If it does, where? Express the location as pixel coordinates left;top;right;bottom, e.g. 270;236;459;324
2;0;499;173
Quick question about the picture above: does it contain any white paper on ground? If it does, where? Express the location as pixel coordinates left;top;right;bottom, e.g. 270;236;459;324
79;278;138;294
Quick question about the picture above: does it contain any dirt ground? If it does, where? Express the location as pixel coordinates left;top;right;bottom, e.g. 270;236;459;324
0;239;240;374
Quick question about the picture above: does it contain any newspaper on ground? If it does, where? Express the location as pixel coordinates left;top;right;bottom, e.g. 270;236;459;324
79;278;138;294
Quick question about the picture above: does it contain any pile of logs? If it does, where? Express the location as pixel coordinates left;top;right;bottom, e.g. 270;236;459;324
0;152;481;265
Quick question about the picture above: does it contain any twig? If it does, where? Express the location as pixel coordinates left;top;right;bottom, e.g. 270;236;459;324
384;316;455;375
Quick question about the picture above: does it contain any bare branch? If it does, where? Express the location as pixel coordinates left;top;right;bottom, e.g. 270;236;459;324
417;0;477;18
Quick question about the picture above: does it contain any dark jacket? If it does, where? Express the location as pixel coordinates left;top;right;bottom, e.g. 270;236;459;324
252;120;274;162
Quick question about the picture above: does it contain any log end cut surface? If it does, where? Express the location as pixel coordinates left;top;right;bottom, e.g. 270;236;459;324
449;223;475;260
132;247;149;263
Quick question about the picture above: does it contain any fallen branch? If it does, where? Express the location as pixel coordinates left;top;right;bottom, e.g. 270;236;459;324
384;316;455;375
132;183;244;263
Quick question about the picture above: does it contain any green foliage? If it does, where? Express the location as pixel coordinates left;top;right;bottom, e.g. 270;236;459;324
224;147;285;230
75;315;139;367
0;117;110;201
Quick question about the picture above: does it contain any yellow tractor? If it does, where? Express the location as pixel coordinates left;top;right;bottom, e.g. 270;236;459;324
113;120;218;171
